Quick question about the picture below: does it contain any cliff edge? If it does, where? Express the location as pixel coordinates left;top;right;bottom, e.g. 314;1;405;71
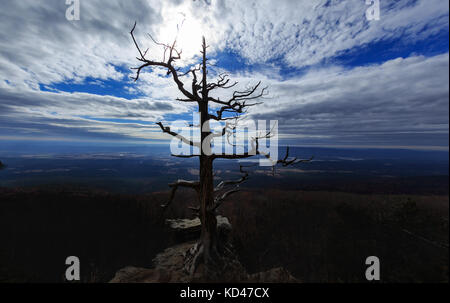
110;216;298;283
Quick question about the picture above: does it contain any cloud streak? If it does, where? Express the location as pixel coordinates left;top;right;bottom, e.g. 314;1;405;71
0;0;448;149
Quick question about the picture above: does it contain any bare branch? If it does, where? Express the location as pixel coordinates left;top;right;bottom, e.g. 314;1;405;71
207;82;268;120
171;154;200;158
211;187;240;211
206;73;239;92
214;164;252;192
188;205;200;214
161;179;200;210
156;122;200;148
211;164;255;211
130;22;200;102
276;146;314;167
213;126;313;168
211;118;238;138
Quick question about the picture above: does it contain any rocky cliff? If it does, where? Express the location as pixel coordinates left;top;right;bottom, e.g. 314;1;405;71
110;216;298;283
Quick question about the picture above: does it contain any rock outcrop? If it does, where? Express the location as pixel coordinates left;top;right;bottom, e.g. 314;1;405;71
110;216;298;283
166;215;232;243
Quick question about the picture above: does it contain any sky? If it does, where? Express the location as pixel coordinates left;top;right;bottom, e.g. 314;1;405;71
0;0;448;151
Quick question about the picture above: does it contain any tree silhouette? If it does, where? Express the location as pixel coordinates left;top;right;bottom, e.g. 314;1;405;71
130;23;312;276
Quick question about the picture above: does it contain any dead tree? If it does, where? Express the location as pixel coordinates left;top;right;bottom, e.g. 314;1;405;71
130;23;312;275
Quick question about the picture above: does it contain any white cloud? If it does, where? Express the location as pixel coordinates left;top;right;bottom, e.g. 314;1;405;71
0;0;448;147
1;0;448;88
244;53;449;146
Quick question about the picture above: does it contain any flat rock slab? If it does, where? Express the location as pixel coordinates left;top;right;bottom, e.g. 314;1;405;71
166;215;231;230
166;215;232;243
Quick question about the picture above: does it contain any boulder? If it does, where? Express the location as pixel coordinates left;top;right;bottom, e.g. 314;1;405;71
110;215;299;283
166;215;232;243
110;241;196;283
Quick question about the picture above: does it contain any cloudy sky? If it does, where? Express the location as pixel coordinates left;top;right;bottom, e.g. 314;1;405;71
0;0;448;150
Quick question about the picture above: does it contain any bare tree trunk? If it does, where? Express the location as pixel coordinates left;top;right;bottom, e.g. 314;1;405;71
198;36;219;269
199;155;218;264
184;110;220;274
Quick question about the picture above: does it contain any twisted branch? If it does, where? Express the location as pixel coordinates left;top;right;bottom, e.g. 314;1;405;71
161;179;200;210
